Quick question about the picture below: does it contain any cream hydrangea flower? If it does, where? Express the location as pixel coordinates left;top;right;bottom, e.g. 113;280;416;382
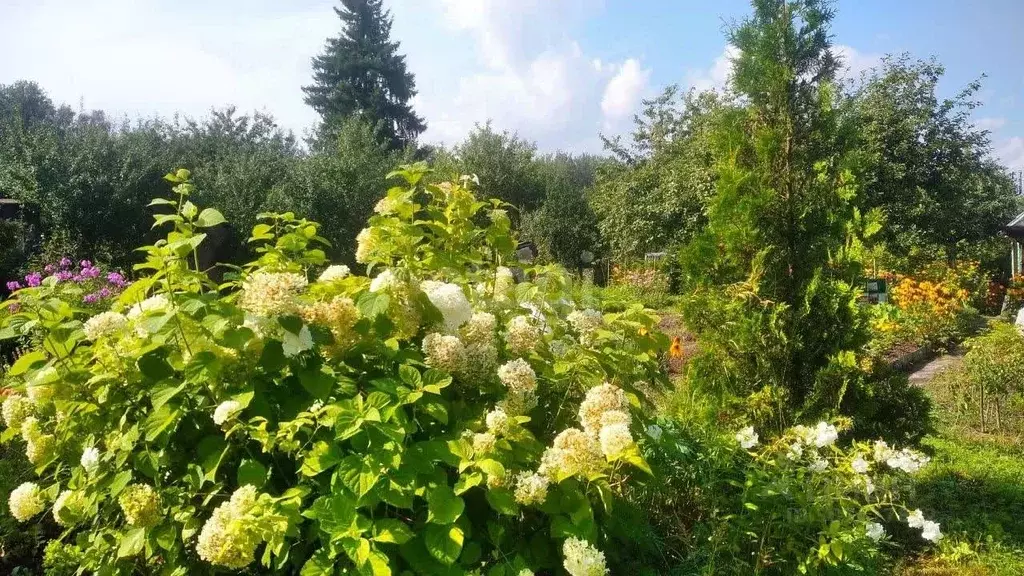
578;383;628;437
80;447;101;475
317;264;350;283
461;311;497;344
513;472;550;506
851;456;870;474
8;482;44;522
562;537;608;576
196;485;263;568
459;341;499;384
485;408;511;436
355;227;382;264
127;294;171;320
369;269;398;293
119;484;161;527
566;309;603;343
598;423;633;459
422;333;466;373
53;490;85;526
83;311;128;340
213;401;243;426
866;522;885;541
886;448;930;473
422;281;473;331
498;389;539;416
239;272;307;318
809;456;829;472
539;428;603;481
299;296;360;346
735;426;758;449
518;570;535;576
505;316;541;356
1;394;31;429
921;520;943;542
473;432;497;454
494;267;515;300
21;417;55;465
497;359;537;394
906;509;925;529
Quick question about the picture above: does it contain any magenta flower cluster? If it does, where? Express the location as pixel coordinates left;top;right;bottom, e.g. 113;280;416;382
5;258;130;306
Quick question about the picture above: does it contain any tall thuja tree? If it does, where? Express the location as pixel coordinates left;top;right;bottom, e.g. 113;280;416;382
304;0;425;150
680;0;870;424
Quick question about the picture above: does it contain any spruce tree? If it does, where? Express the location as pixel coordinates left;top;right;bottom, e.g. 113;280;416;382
679;0;870;424
304;0;425;150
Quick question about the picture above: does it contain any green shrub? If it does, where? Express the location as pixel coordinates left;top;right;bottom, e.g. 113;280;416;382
957;323;1024;434
0;164;669;575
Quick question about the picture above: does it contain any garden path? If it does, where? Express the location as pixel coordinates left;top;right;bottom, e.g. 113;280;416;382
907;351;963;387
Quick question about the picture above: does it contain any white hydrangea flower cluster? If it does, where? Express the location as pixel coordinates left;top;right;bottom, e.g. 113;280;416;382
736;426;759;449
21;416;55;465
566;308;603;343
538;428;604;481
238;272;307;318
906;509;943;542
494;267;515;301
497;359;537;395
2;394;31;429
513;471;550;506
213;400;243;426
53;490;85;526
369;269;398;293
422;281;473;331
808;456;829;472
83;311;128;340
473;432;497;454
196;485;265;568
127;294;171;321
485;408;511;436
578;383;629;436
851;456;870;474
118;484;161;527
598;423;633;459
80;447;101;475
317;264;350;283
299;296;360;345
423;333;466;373
518;569;535;576
865;521;885;541
562;537;608;576
505;315;541;356
26;366;57;405
462;311;497;343
8;482;44;522
355;227;382;264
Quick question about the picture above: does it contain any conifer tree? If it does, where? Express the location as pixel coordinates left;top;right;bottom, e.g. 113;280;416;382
304;0;425;150
680;0;870;422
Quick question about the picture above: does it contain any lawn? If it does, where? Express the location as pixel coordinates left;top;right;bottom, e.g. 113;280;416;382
894;355;1024;575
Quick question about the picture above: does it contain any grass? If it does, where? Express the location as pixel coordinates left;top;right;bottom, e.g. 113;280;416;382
892;354;1024;576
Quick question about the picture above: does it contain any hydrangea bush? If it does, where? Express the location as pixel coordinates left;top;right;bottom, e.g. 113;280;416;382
0;165;668;575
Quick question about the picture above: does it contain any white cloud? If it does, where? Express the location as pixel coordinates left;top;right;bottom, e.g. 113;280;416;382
685;45;739;93
974;117;1008;132
834;44;882;80
602;59;651;122
996;137;1024;171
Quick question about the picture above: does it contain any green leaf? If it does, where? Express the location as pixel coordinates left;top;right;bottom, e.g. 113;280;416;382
426;485;464;525
298;363;335;400
300;441;344;477
237;459;269;488
357;291;390;318
143;404;180;442
150;382;186;411
137;351;174;381
196;208;227;228
398;365;421;388
420;399;448;424
485;488;519;516
338;455;381;498
259;340;287;372
8;350;46;376
108;470;133;497
300;548;336;576
373;519;415;545
305;493;356;538
424;524;464;566
117;527;146;558
197;435;229;482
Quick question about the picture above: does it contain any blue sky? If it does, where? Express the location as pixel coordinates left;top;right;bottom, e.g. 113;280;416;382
1;0;1021;170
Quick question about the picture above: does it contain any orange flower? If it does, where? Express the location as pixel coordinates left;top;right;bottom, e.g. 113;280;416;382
669;336;683;358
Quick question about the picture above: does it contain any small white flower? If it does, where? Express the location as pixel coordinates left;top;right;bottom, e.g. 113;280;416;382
83;311;128;340
864;477;875;495
851;457;869;474
812;421;838;447
906;509;925;529
645;424;663;441
485;409;511;436
787;442;804;459
213;401;243;425
866;522;885;541
369;269;398;293
735;426;758;449
921;520;943;542
562;537;607;576
81;447;101;475
809;457;829;472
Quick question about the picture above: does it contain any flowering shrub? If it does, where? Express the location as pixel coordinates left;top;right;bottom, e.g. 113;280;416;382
0;165;668;575
4;258;130;314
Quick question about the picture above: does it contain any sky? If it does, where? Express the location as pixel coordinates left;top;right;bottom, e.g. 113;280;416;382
1;0;1022;171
